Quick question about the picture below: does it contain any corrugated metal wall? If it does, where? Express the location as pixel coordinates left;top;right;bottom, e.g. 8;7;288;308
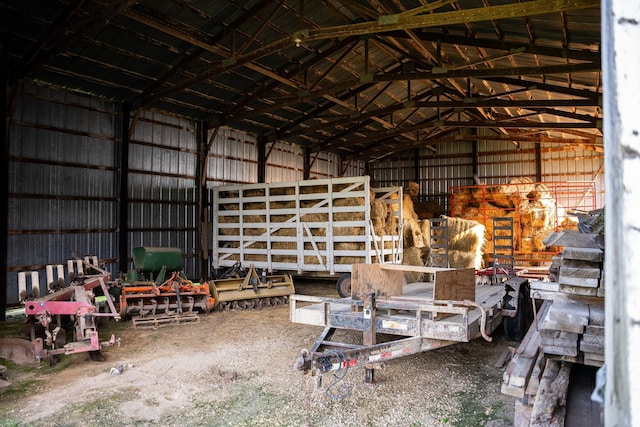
371;135;604;213
207;127;257;185
7;83;119;303
128;111;199;277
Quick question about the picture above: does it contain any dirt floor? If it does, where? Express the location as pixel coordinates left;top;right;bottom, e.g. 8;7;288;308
0;280;517;427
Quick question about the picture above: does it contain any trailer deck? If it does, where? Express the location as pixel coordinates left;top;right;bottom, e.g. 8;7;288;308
291;264;508;385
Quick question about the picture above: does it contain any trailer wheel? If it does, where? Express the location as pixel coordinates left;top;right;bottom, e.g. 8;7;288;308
503;287;532;341
336;273;352;298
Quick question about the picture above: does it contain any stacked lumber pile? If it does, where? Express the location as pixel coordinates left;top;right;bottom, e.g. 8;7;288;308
503;229;605;426
546;239;605;298
401;183;485;281
538;301;604;366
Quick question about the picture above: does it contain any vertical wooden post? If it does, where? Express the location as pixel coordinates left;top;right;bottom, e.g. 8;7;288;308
196;120;208;280
303;146;310;179
603;0;640;424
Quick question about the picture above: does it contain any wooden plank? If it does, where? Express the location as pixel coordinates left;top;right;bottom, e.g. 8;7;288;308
530;289;604;305
546;231;604;249
525;353;546;397
560;258;602;269
557;274;599;288
586;325;604;335
530;361;571;427
589;305;605;326
530;280;560;292
561;246;604;262
560;284;599;296
540;331;579;348
547;301;590;325
559;266;601;279
433;268;475;302
541;344;579;357
541;319;585;334
351;263;403;299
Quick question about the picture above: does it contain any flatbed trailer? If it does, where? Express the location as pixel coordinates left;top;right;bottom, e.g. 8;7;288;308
291;264;527;388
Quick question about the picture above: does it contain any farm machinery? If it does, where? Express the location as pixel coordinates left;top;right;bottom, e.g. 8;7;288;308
1;257;122;365
118;247;295;327
211;262;295;310
118;247;213;327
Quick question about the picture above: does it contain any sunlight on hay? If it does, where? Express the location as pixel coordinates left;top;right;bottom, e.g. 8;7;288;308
449;249;482;269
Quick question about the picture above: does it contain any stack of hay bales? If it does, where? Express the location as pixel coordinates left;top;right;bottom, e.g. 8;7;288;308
451;178;566;256
406;181;445;219
401;181;485;283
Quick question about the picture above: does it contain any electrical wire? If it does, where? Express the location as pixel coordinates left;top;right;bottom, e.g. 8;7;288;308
324;349;351;400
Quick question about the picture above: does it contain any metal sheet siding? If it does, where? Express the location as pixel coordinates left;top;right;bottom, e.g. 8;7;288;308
266;141;303;182
7;83;119;303
128;111;199;276
371;136;605;215
207;127;257;185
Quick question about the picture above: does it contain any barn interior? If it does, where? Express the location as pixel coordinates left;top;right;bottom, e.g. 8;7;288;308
0;0;634;426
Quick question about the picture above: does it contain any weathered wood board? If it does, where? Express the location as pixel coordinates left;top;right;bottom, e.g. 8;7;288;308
433;268;475;302
561;246;604;262
547;301;590;326
558;274;599;288
530;360;571;427
559;284;598;296
351;263;403;299
543;231;604;249
559;266;601;279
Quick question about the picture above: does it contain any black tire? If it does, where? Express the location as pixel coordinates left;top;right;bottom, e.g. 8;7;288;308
336;273;352;298
503;288;532;341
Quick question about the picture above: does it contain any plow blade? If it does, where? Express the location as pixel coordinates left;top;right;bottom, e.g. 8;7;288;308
210;265;295;310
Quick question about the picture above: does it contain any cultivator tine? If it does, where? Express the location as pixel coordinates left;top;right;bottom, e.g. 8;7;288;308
185;296;194;313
